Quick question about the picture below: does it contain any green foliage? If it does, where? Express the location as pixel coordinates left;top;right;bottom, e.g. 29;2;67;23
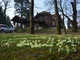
0;34;80;60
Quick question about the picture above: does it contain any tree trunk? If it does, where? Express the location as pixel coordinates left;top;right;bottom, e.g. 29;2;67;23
60;0;66;34
20;2;23;29
30;0;34;34
71;0;78;32
62;14;66;34
54;0;61;34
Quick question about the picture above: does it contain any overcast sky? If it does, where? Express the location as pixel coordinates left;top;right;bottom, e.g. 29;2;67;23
6;0;15;19
0;0;80;27
5;0;46;19
0;0;47;19
0;0;80;24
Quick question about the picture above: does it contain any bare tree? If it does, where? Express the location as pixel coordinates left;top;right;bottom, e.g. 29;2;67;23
71;0;78;32
2;0;11;15
45;0;79;32
54;0;61;34
59;0;66;34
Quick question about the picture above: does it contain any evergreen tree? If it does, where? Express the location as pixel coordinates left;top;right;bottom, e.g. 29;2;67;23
0;7;5;24
14;0;30;19
0;6;12;26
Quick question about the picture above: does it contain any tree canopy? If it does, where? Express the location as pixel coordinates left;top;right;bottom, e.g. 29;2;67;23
14;0;30;19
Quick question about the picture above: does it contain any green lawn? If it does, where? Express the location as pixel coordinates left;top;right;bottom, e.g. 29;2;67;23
15;28;80;35
0;33;80;60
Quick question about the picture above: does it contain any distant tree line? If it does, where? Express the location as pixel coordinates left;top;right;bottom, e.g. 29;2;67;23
44;0;80;34
13;0;80;34
0;0;12;27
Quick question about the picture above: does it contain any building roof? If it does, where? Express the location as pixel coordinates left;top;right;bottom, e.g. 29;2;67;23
11;16;29;24
35;11;52;18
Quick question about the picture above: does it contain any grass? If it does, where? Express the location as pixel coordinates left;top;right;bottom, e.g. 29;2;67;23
0;33;80;60
14;28;80;35
27;28;80;35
